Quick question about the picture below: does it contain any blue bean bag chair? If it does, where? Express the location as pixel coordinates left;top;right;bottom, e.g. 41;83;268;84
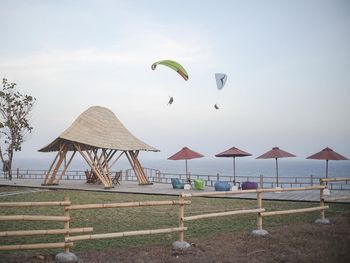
241;181;258;190
171;178;184;189
214;181;231;191
194;179;205;190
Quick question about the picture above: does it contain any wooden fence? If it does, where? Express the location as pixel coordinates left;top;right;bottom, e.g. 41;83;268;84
179;185;329;241
0;198;190;253
0;184;341;253
0;197;93;251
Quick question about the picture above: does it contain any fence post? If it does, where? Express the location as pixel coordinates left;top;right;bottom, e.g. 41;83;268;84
64;197;70;253
179;194;185;242
156;170;161;183
257;192;263;230
315;181;330;224
260;174;263;189
55;197;78;263
252;190;268;236
173;193;190;249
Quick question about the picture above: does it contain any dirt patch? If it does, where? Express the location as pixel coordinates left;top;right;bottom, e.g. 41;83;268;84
2;213;349;263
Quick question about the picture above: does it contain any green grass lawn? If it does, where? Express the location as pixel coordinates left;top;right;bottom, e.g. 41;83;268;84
0;186;349;255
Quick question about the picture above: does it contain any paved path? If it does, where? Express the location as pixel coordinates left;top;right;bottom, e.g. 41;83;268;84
0;179;349;203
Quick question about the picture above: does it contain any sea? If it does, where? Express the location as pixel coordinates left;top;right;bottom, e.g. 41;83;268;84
12;157;350;179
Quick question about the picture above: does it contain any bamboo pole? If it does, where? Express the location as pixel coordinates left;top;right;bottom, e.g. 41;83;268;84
178;194;185;242
68;200;191;210
42;150;60;184
75;144;108;187
261;206;329;217
127;151;144;184
0;227;93;237
64;197;70;253
102;149;113;186
319;181;326;221
0;201;71;207
0;215;69;222
124;151;140;184
0;242;74;251
321;177;350;183
109;151;123;170
48;145;68;185
183;208;265;221
54;150;76;184
86;148;109;187
181;185;325;198
129;151;150;185
257;192;263;230
106;149;116;163
325;195;350;202
65;227;187;242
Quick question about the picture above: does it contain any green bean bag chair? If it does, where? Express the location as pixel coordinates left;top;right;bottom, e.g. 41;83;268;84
194;179;205;190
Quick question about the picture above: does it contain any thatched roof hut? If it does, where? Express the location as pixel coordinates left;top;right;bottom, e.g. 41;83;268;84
40;106;159;188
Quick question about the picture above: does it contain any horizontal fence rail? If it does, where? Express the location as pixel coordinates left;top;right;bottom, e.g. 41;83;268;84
68;200;191;210
66;227;188;243
183;208;265;221
0;227;93;237
0;215;69;222
0;242;74;251
261;206;329;217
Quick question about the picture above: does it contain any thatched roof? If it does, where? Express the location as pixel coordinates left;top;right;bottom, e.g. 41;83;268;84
39;106;159;152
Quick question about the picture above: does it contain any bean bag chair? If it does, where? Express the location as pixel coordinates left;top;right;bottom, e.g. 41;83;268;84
171;178;184;189
241;181;258;190
214;181;231;191
194;179;205;190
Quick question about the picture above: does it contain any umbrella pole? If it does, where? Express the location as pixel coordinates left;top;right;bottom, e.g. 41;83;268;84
275;158;279;188
326;159;329;185
233;157;236;185
185;159;188;182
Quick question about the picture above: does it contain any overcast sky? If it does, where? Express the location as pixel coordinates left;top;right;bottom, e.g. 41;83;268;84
1;0;349;161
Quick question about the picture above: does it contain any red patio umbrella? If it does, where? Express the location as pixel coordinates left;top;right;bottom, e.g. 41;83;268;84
257;147;296;187
215;147;252;185
168;147;204;181
306;147;348;179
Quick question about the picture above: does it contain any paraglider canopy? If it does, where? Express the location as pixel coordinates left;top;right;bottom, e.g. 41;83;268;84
215;73;227;90
151;60;189;81
214;73;227;109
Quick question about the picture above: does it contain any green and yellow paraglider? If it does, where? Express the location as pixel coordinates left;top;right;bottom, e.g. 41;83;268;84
151;60;189;81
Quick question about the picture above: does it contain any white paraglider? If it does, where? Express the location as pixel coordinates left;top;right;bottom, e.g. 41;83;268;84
214;73;227;109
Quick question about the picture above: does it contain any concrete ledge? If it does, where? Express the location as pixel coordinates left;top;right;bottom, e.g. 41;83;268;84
251;229;269;236
55;252;78;263
172;240;191;250
314;218;330;224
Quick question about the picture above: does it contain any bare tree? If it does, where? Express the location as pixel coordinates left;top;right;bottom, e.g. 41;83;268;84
0;78;36;180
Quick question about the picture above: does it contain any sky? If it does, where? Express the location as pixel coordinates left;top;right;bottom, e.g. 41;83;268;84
0;0;350;163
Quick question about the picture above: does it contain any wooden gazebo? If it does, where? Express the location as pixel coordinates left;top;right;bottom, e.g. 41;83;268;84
39;106;159;188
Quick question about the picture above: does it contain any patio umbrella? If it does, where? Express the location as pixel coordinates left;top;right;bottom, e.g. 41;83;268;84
215;147;252;185
306;147;348;180
168;147;204;181
257;147;296;187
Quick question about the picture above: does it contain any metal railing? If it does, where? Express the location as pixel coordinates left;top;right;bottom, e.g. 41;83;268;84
1;169;349;190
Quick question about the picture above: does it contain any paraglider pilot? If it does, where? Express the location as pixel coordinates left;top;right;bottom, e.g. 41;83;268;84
168;96;174;105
